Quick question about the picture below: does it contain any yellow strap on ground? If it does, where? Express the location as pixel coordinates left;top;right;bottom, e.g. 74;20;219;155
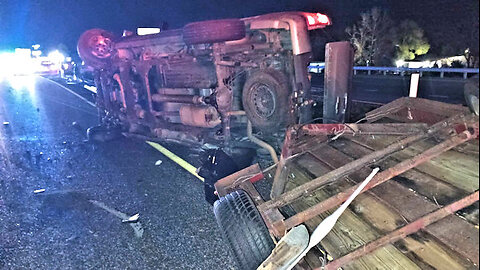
146;141;204;182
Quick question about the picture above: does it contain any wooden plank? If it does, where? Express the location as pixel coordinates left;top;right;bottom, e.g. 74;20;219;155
296;154;477;269
324;192;479;270
350;136;479;192
336;136;479;225
319;142;479;265
285;160;421;270
394;234;475;270
373;183;480;265
259;130;432;212
331;139;471;205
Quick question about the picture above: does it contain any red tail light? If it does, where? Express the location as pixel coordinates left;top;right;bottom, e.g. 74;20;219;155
303;12;331;30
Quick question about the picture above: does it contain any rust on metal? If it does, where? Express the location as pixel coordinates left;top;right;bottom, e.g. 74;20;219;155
280;127;295;159
214;164;262;196
365;97;469;124
283;127;477;230
269;124;429;200
322;191;479;270
323;41;354;124
258;112;477;213
270;155;290;199
299;123;428;136
258;130;426;212
240;180;287;238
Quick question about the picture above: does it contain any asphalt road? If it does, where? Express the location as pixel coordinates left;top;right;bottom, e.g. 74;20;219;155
0;76;235;269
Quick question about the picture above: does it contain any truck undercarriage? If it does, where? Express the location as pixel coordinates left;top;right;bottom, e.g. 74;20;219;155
77;12;331;146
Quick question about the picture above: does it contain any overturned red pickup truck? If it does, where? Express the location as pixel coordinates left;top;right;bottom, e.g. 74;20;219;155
77;12;331;145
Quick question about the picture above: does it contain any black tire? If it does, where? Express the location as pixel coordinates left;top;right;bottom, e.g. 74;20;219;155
183;19;246;45
242;69;290;131
213;190;274;270
204;182;218;205
77;29;116;69
464;75;479;115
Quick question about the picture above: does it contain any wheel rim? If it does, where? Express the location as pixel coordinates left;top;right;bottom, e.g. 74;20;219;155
88;35;113;59
250;83;276;118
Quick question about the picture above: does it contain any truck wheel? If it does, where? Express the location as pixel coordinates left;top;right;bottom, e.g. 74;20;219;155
242;69;290;131
183;19;246;45
464;75;479;115
78;29;116;69
213;190;274;270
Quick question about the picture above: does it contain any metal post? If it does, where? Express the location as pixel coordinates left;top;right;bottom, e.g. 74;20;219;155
409;73;420;98
323;42;354;124
295;53;313;123
270;155;290;199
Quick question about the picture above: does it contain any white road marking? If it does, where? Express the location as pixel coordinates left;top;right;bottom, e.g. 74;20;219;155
90;200;144;238
42;77;96;108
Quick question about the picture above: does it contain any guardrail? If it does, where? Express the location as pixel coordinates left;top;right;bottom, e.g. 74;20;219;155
308;62;479;79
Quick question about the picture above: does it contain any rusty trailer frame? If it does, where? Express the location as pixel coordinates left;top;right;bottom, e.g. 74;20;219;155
215;97;479;269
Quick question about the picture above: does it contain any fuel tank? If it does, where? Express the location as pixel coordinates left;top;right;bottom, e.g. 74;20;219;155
179;105;221;128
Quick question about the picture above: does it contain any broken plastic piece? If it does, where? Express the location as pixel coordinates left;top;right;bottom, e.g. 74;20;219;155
33;189;46;194
155;160;163;166
122;213;140;223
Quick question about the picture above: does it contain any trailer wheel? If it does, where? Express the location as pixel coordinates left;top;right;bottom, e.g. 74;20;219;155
78;29;116;69
242;69;290;131
183;19;246;45
464;75;479;115
213;190;274;270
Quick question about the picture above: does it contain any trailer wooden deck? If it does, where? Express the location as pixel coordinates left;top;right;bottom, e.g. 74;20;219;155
216;98;479;269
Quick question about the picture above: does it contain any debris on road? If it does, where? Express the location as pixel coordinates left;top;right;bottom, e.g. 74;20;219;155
33;189;46;194
3;121;9;126
147;141;204;182
89;200;144;238
122;213;140;223
65;235;78;242
154;160;163;166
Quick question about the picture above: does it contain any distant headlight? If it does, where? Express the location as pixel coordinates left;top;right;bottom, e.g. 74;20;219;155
48;50;65;63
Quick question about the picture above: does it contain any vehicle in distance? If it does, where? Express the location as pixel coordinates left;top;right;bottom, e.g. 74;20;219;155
77;12;331;145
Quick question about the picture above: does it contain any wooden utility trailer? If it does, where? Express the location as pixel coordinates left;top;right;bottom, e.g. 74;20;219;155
214;97;479;270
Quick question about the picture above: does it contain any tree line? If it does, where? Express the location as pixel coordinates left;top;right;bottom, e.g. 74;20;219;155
311;6;478;68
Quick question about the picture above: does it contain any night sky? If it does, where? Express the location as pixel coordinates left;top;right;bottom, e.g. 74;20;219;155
0;0;478;59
